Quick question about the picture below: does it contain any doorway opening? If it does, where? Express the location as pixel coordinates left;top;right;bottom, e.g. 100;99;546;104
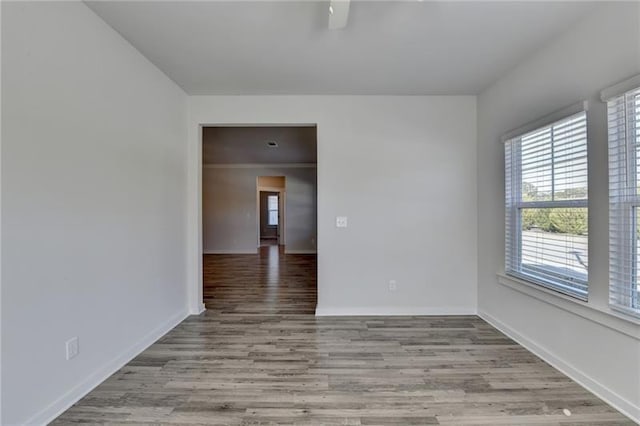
258;176;285;247
201;125;317;314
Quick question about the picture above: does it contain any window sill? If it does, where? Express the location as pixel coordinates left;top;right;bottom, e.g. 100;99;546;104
496;272;640;339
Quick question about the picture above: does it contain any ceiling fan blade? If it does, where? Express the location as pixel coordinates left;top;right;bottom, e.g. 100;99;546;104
328;0;350;30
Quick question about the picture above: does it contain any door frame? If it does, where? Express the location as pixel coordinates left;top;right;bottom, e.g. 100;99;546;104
189;122;317;315
256;183;286;247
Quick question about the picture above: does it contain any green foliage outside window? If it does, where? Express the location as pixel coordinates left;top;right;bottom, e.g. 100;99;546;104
522;208;587;236
521;182;587;235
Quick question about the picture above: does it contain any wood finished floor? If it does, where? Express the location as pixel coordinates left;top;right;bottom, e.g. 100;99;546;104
203;246;317;315
53;247;633;425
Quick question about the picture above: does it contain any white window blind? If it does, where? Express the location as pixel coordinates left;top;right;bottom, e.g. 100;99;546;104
605;83;640;317
505;110;589;299
268;195;278;226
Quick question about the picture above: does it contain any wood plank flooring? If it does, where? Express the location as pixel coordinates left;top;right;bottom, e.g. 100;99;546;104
53;247;633;425
203;246;316;315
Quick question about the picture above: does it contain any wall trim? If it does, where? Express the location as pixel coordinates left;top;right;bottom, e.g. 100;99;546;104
497;273;640;339
315;306;477;316
203;163;316;169
479;310;640;424
24;309;190;426
191;303;206;315
257;186;285;192
284;249;317;254
203;249;257;254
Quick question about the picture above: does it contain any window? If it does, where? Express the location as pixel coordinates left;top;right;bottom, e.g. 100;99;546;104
505;109;588;300
605;79;640;317
268;195;278;226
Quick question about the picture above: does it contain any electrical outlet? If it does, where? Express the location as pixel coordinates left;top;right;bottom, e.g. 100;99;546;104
66;337;79;360
336;216;348;228
388;280;397;292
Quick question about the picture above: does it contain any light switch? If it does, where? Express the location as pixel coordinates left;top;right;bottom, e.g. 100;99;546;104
336;216;348;228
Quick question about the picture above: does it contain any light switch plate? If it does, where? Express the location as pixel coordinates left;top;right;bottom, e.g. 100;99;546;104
336;216;348;228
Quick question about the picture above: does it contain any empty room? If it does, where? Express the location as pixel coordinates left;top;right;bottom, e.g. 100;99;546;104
1;1;639;425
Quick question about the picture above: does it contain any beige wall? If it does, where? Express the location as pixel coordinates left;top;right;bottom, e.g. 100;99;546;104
257;176;285;188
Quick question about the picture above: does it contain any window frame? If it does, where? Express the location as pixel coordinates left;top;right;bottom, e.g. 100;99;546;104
604;78;640;318
267;194;279;227
504;105;589;301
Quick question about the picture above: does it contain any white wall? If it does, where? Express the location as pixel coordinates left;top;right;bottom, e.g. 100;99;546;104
203;166;317;253
188;96;478;316
1;3;188;424
477;2;640;422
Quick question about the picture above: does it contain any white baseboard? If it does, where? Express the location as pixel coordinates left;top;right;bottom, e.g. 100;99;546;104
284;249;317;254
315;306;477;316
25;309;190;426
203;249;257;254
190;302;206;315
479;310;640;424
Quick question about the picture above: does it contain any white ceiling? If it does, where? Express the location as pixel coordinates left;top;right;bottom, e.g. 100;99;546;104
203;126;317;164
86;1;598;95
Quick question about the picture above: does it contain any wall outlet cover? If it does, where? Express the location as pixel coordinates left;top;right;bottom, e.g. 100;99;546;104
66;337;79;360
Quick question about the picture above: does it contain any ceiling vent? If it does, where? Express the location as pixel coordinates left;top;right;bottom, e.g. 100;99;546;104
267;141;278;148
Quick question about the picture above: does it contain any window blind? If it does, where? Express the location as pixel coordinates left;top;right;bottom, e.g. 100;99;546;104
268;195;279;226
505;110;589;299
606;84;640;317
